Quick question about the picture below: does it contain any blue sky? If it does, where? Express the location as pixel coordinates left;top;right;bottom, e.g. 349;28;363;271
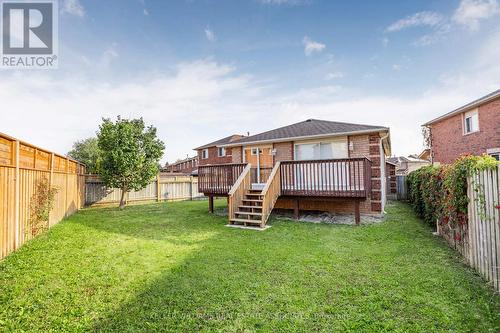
1;0;500;163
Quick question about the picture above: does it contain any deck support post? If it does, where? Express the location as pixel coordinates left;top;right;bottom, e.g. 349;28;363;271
208;195;214;213
354;200;360;225
294;199;299;220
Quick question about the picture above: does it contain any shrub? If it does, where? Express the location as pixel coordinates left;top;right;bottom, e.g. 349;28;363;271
29;177;58;237
407;154;498;230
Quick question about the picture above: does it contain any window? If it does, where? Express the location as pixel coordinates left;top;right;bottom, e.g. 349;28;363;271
202;149;209;159
295;138;348;161
487;148;500;161
251;148;263;155
464;110;479;134
218;147;226;157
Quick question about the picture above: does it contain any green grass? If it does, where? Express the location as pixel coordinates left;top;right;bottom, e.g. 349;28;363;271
0;200;498;332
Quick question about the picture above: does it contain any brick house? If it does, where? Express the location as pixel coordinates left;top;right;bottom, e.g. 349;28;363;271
423;89;500;164
164;156;198;174
197;119;391;227
194;134;245;166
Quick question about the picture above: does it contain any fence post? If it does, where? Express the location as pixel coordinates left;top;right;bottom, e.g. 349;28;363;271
156;174;161;202
14;140;20;249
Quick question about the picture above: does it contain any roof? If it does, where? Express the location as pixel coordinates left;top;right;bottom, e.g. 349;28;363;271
221;119;388;147
388;156;430;164
194;134;244;150
423;89;500;126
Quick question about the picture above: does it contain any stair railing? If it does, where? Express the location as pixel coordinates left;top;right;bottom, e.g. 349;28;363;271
260;162;282;227
228;164;252;222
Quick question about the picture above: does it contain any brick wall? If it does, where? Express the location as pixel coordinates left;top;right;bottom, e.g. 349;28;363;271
386;163;397;198
429;97;500;164
231;146;243;163
273;142;293;163
197;147;235;165
368;134;383;212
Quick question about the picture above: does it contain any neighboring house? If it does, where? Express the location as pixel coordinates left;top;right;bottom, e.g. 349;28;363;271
387;156;431;176
164;156;198;174
197;119;391;227
423;89;500;164
194;134;245;166
417;149;431;161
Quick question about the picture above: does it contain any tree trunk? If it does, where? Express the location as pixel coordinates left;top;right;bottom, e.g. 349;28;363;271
119;187;127;209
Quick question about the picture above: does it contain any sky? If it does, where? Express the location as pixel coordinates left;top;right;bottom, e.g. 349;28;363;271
1;0;499;164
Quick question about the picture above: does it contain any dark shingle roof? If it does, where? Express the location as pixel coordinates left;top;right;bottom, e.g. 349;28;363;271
194;134;244;150
223;119;387;146
423;89;500;126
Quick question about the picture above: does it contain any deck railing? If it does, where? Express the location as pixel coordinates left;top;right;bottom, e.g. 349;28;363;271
228;164;252;222
260;162;282;226
198;163;247;195
280;158;372;197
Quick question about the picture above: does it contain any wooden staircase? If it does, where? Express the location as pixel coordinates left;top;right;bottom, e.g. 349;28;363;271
228;162;281;228
230;189;264;227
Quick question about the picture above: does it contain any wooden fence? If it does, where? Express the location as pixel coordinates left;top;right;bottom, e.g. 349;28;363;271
85;174;203;206
466;167;500;291
0;132;86;260
396;175;408;200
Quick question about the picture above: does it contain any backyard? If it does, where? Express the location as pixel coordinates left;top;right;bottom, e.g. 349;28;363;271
0;200;498;332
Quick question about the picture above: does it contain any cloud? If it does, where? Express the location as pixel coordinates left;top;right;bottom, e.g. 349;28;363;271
302;36;325;56
386;11;443;32
392;64;402;71
205;26;216;42
453;0;500;31
382;37;389;47
61;0;85;17
101;44;119;67
2;29;499;164
143;9;149;16
325;72;344;80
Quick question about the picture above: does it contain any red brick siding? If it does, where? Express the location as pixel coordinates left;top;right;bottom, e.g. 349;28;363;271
429;97;500;164
386;163;397;194
273;142;293;163
231;146;243;163
197;147;234;165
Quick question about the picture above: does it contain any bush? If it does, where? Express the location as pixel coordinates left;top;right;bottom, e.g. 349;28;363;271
407;154;498;229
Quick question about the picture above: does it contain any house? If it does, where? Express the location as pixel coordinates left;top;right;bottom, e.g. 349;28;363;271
163;156;198;174
387;156;431;176
197;119;391;227
423;89;500;164
416;149;431;161
194;134;245;166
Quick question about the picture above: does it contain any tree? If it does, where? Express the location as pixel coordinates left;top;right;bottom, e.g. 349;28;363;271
67;137;100;174
97;117;165;209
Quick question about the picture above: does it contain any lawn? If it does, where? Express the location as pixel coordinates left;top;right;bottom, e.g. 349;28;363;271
0;200;498;332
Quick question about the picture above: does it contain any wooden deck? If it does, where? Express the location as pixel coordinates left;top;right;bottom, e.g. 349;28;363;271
199;158;371;198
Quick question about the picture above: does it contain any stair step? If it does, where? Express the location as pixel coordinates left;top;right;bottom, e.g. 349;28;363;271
245;193;263;197
242;199;263;203
238;205;262;209
231;218;262;225
235;211;262;216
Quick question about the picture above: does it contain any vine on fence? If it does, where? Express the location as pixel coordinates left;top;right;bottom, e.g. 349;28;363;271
407;154;498;230
28;178;58;237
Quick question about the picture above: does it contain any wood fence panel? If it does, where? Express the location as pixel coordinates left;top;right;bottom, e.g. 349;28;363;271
85;174;204;206
0;133;85;260
467;167;500;291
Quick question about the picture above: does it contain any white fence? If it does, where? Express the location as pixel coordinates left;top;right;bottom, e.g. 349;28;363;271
467;167;500;291
85;174;204;206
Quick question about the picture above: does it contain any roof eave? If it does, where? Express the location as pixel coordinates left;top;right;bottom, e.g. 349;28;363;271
423;90;500;126
219;128;390;148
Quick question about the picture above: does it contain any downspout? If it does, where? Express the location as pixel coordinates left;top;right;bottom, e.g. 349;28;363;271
380;132;390;214
256;148;261;183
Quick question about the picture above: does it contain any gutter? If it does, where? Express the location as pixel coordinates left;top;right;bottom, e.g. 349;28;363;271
219;128;389;148
379;132;390;214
